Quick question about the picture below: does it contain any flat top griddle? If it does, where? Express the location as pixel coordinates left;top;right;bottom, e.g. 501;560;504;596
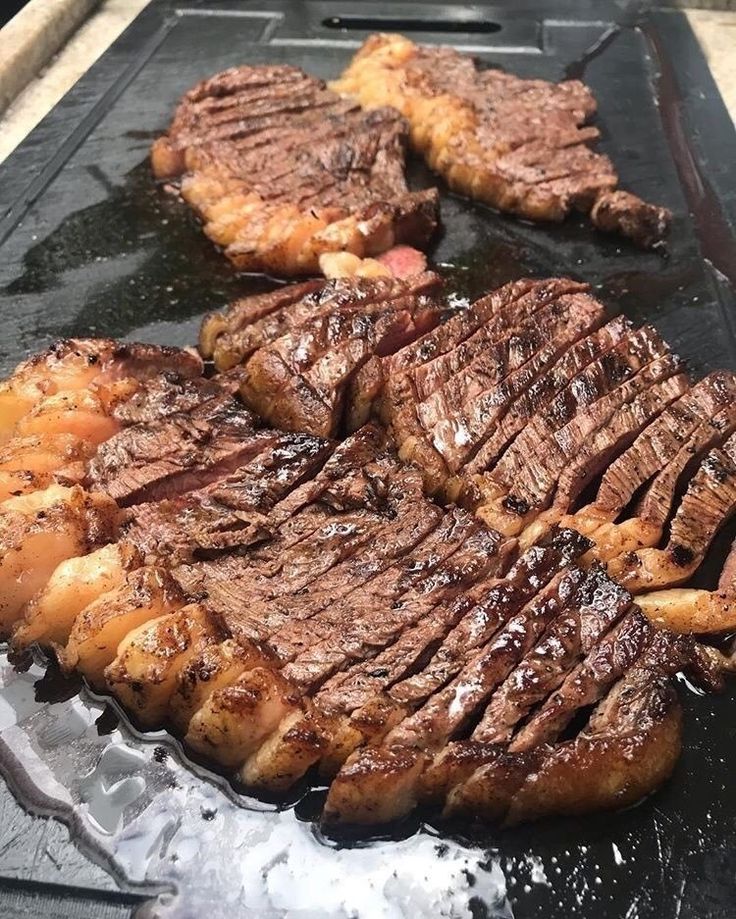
1;2;736;917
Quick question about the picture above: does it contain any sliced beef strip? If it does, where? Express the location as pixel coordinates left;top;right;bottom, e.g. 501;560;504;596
429;293;606;472
395;293;605;491
260;509;513;691
207;273;438;373
480;354;685;531
415;293;601;433
472;565;632;744
365;280;586;445
123;432;334;564
592;372;736;517
86;394;267;506
509;608;654;751
385;528;592;711
111;374;228;427
314;528;592;718
280;523;510;692
199;280;324;366
444;662;682;825
88;394;266;506
209;471;444;645
465;315;633;476
171;425;403;598
410;278;589;405
383;566;589;753
237;274;443;437
543;371;692;517
488;325;673;492
611;432;736;590
350;279;549;432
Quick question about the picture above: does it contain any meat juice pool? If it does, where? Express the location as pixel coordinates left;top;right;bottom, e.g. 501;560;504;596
0;647;513;918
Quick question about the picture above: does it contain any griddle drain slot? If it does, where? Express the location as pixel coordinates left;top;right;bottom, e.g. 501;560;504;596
322;15;502;34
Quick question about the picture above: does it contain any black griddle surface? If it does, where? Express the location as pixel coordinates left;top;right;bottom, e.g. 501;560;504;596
1;2;736;917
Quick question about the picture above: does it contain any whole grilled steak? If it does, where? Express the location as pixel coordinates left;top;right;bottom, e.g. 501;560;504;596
152;64;439;275
333;34;670;247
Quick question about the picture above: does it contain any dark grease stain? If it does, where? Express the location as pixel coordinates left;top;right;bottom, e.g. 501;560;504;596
34;658;82;704
2;159;279;345
95;704;120;736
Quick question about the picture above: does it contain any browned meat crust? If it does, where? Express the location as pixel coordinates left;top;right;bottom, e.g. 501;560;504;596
333;34;670;248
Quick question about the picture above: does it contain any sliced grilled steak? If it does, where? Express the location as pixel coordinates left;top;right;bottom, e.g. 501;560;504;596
476;355;687;536
385;528;592;712
152;65;438;275
444;662;682;825
237;273;443;437
509;608;653;751
465;315;634;476
390;291;605;493
111;373;227;427
593;372;736;518
610;432;736;590
124;432;334;564
415;292;602;433
273;508;502;678
334;34;670;247
204;469;442;646
384;565;589;753
313;529;591;726
200;281;325;367
472;566;632;744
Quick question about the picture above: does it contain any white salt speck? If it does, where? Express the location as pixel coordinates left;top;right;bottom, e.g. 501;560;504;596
612;843;624;866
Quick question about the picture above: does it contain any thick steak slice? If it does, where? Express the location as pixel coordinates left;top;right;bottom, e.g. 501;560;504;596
471;566;632;743
238;274;442;438
383;566;589;753
392;292;605;492
272;509;496;673
348;279;551;429
509;608;654;751
205;471;443;645
592;372;736;518
476;355;687;535
86;394;263;505
111;374;227;427
610;432;736;590
465;315;633;476
312;529;592;724
444;663;682;825
200;281;324;368
124;432;334;564
385;529;592;711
